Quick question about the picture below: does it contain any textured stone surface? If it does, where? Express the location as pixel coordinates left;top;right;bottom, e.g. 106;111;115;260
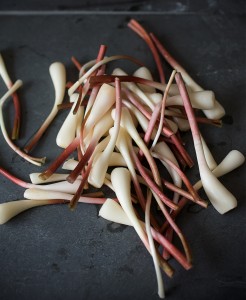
0;4;245;300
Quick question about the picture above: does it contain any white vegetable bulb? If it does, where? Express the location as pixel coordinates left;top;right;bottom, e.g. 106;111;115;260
99;198;132;226
0;53;12;87
201;168;237;214
56;99;83;148
0;200;52;225
133;66;156;93
49;62;66;106
84;83;115;136
194;150;245;191
111;167;147;243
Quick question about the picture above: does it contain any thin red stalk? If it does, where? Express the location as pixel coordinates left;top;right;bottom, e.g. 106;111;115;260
69;159;93;210
39;136;80;180
84;66;106;116
77;197;106;204
66;81;76;89
66;138;97;183
57;102;74;110
139;102;161;158
77;141;83;162
82;191;104;198
95;45;107;63
131;175;161;231
170;134;193;167
131;153;192;261
73;45;107;115
153;153;207;208
71;56;82;71
175;73;207;166
0;166;29;188
152;190;192;263
0;55;21;139
130;149;178;210
123;87;193;166
141;165;197;203
79;104;94;155
89;75;165;90
79;45;107;77
91;77;221;126
167;109;222;127
11;90;21;140
169;144;187;169
151;227;192;270
162;226;174;260
123;88;171;138
150;33;181;71
161;197;188;232
73;84;88;114
195;117;222;127
83;46;107;112
128;19;165;83
162;179;194;200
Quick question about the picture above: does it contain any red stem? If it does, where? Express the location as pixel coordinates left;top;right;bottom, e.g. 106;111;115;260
154;154;207;208
0;166;29;188
39;136;80;180
139;102;161;158
128;19;165;83
151;227;192;270
161;197;188;232
150;32;181;70
71;56;82;71
162;226;174;260
69;159;93;209
131;149;178;211
11;91;21;140
66;138;97;183
123;88;193;167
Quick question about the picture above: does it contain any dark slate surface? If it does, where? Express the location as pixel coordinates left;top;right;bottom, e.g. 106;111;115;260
0;5;245;300
0;0;245;14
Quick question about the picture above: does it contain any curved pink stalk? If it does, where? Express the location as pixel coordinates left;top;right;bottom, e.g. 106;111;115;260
130;148;178;211
128;19;165;83
131;148;192;262
39;136;80;180
68;55;144;96
72;44;107;115
150;32;225;119
138;102;161;158
175;73;237;214
0;53;21;139
69;159;93;210
0;80;45;166
24;62;66;153
152;153;207;208
71;56;82;71
123;88;193;167
150;227;192;270
67;139;97;184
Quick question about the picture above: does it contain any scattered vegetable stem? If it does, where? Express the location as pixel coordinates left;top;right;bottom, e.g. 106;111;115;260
0;53;21;139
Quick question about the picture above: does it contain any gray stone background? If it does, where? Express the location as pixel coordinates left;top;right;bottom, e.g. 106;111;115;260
0;1;245;300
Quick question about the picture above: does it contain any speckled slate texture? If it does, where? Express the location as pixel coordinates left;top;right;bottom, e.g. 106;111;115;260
0;0;245;14
0;9;245;300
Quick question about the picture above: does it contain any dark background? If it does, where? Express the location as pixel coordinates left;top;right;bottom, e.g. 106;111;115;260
0;0;245;14
0;1;245;300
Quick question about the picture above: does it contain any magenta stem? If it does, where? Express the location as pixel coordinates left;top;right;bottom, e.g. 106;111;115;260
128;19;165;83
40;136;80;180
